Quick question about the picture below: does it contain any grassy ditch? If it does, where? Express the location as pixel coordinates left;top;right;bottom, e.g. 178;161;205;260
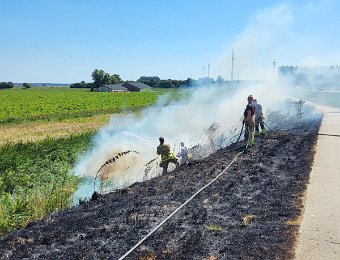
0;132;94;236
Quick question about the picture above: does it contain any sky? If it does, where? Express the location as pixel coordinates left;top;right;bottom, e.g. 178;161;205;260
1;0;340;83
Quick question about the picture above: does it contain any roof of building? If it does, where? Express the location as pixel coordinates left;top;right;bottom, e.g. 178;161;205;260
102;84;127;91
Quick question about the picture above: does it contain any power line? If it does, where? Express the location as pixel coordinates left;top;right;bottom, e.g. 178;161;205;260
208;63;211;78
231;49;235;80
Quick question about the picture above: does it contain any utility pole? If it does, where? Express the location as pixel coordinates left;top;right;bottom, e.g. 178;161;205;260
202;66;205;78
272;58;276;80
208;63;211;78
231;49;235;80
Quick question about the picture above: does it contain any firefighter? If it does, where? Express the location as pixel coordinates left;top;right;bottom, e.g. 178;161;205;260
157;137;178;174
179;142;189;165
253;99;266;135
243;95;255;147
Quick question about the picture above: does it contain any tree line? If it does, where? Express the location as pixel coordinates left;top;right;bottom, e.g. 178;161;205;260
278;65;340;75
136;76;191;88
70;69;192;89
0;82;14;89
278;65;340;88
70;81;94;89
0;82;32;89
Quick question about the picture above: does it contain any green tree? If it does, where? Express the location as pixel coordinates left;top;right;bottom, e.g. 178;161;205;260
216;75;224;84
80;81;86;88
22;83;31;89
70;81;93;88
159;79;174;88
110;74;123;84
0;82;14;89
137;76;161;88
91;69;111;88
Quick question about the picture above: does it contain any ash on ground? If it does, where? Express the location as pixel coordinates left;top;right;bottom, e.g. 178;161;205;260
0;120;320;260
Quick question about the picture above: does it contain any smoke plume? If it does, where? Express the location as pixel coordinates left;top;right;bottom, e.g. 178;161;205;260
73;1;339;199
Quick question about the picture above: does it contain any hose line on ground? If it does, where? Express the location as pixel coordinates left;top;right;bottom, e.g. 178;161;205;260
229;121;245;146
262;121;274;132
317;133;340;138
118;151;244;260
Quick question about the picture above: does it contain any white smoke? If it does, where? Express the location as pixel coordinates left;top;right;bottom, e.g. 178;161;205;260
73;1;338;198
215;1;340;81
73;81;285;192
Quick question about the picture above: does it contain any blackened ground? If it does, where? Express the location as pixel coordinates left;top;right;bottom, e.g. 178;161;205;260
0;122;320;260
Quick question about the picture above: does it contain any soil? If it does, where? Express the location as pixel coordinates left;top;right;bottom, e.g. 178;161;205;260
0;121;320;260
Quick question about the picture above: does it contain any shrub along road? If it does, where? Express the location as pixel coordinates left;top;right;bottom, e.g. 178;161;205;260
0;122;320;259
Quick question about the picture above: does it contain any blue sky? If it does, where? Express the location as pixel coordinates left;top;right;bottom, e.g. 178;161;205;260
1;0;340;83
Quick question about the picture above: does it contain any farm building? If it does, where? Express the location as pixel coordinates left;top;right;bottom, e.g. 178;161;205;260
122;82;153;91
96;82;152;92
96;84;127;92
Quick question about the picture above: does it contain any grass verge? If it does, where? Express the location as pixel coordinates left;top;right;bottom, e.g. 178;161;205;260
0;132;94;236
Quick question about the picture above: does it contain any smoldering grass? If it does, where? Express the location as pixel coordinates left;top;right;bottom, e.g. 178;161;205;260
94;150;140;193
142;157;160;181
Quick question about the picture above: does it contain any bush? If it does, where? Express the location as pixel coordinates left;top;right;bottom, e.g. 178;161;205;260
0;82;14;89
23;83;31;89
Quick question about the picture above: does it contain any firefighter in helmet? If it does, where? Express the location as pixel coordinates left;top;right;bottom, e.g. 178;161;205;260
253;99;266;135
157;137;178;174
243;95;256;147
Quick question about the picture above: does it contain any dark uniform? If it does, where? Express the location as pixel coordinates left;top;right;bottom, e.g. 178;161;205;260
244;101;256;147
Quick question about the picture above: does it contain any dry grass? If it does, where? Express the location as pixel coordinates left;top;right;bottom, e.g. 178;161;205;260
139;252;156;260
286;215;304;226
205;224;224;232
0;114;111;145
242;214;256;226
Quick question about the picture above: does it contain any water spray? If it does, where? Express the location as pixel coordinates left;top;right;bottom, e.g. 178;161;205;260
122;131;156;145
94;150;140;193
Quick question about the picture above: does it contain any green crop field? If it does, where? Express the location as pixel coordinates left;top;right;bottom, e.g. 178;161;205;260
0;87;160;124
0;86;185;236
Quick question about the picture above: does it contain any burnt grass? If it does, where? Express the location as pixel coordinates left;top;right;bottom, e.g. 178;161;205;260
0;121;320;260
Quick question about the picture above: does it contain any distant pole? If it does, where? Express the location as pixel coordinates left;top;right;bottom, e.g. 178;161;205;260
231;49;235;80
272;59;276;80
208;63;211;78
202;66;205;78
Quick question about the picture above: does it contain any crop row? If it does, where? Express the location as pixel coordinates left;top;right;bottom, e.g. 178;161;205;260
0;88;160;123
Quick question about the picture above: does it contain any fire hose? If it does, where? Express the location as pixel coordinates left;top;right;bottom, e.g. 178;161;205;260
262;120;273;132
118;151;244;260
229;121;245;146
229;117;273;151
117;119;273;258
